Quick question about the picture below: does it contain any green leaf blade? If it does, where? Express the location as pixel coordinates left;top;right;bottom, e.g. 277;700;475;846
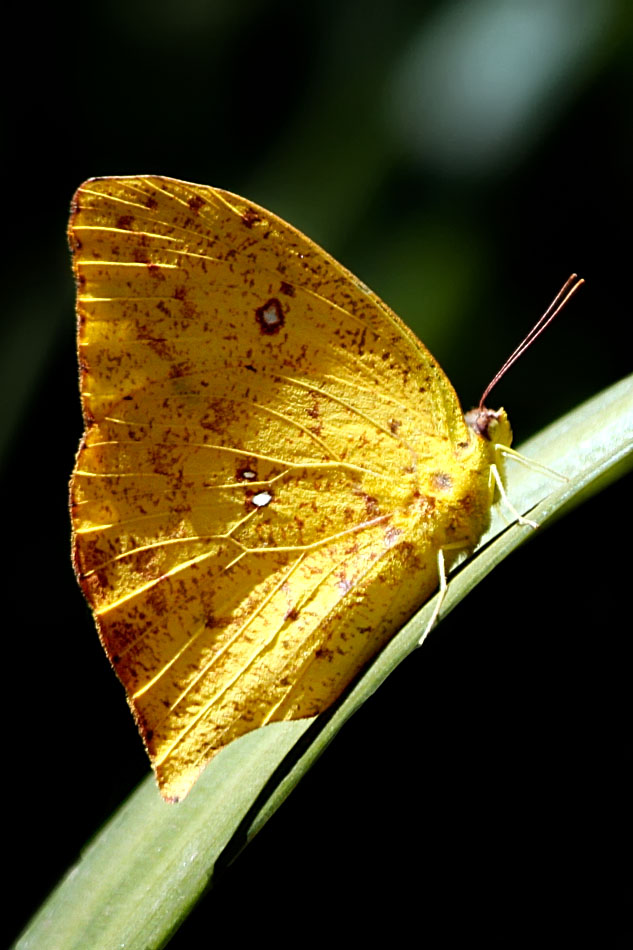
15;373;633;950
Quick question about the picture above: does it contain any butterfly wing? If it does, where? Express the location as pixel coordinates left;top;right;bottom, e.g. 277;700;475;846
70;176;490;799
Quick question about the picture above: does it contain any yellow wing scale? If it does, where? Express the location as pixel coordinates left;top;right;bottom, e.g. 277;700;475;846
70;176;505;800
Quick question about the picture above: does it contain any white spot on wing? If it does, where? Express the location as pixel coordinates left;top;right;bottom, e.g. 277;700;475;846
261;306;280;327
252;491;272;508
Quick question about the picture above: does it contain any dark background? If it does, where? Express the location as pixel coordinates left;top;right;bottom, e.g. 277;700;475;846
4;1;631;945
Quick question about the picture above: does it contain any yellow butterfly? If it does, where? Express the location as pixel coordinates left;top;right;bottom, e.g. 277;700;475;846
70;176;520;801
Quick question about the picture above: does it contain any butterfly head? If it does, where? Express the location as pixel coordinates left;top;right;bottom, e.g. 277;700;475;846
464;406;512;448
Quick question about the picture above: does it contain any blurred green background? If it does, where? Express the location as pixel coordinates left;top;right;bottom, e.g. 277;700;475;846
5;0;631;944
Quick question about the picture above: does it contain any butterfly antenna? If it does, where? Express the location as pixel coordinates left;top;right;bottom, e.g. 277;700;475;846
479;274;584;409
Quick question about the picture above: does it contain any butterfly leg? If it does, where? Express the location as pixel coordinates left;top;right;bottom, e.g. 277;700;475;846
491;444;568;530
417;543;467;647
490;461;539;529
497;445;568;483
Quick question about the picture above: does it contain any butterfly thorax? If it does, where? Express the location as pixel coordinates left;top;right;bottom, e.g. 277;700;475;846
409;433;495;549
